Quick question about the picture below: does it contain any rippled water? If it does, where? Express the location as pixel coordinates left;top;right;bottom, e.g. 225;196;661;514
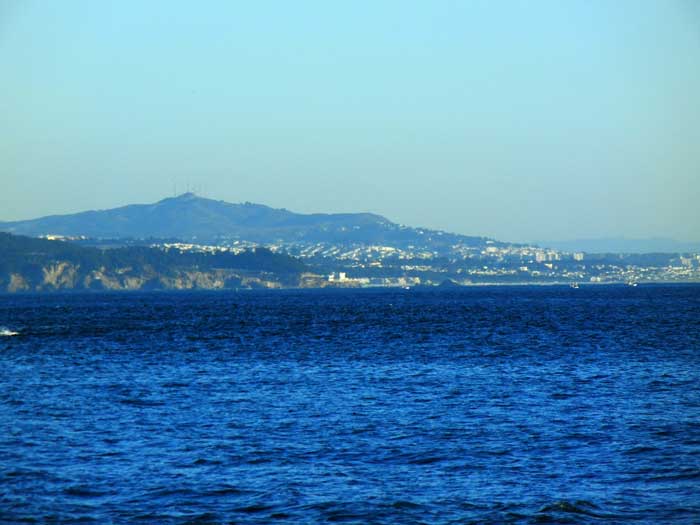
0;286;699;524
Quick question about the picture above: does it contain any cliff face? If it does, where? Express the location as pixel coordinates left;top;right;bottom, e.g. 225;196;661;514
1;262;290;292
0;233;308;293
42;262;80;289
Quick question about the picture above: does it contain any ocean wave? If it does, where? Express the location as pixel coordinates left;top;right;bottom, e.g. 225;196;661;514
538;499;606;518
0;327;19;337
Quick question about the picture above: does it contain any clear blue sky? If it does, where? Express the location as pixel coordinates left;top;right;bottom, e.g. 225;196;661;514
1;0;699;242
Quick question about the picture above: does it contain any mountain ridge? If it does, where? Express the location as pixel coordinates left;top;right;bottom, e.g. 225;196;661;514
0;193;494;249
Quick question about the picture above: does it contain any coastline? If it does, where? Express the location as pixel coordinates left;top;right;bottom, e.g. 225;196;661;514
1;280;699;295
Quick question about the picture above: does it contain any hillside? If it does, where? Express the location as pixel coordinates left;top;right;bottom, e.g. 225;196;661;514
0;193;495;248
0;233;306;292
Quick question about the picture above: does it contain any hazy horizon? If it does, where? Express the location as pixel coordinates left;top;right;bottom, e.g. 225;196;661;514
2;0;699;243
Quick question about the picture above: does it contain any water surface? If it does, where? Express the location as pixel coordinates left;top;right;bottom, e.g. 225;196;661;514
1;286;699;524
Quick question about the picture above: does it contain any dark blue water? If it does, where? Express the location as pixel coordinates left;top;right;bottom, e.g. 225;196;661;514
1;286;699;524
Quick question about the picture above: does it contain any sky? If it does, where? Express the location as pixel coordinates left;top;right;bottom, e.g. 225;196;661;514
1;0;699;243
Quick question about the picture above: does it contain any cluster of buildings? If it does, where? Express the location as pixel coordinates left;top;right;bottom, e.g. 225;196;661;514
151;239;700;287
160;241;253;254
39;234;88;241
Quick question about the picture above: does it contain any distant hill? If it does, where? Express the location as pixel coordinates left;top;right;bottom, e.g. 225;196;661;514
0;193;496;249
537;237;700;254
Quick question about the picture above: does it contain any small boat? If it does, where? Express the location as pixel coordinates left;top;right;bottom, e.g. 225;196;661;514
570;282;580;289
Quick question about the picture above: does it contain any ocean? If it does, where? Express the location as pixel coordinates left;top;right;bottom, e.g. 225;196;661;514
0;285;698;524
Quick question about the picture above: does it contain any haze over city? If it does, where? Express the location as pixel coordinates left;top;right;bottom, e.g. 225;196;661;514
2;0;699;243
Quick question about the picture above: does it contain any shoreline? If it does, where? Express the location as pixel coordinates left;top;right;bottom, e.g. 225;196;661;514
1;280;699;295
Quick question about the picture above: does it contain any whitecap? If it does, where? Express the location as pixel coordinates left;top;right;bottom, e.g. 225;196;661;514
0;327;19;336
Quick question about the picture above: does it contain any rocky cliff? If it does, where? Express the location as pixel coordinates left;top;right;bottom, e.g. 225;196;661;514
0;233;306;293
2;262;296;292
